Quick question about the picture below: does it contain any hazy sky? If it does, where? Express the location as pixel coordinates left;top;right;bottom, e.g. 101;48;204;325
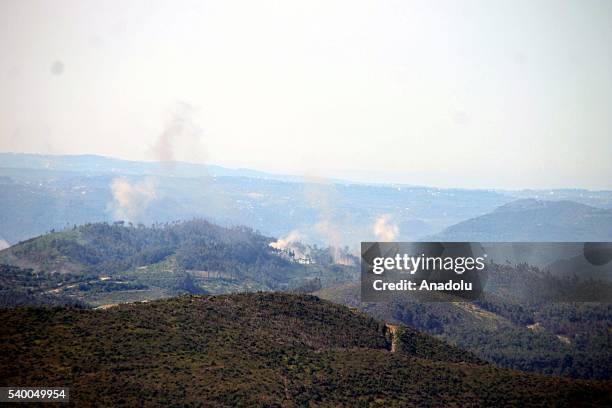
1;0;611;189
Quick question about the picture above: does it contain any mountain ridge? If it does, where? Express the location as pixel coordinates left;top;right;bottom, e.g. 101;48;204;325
426;198;612;241
3;152;612;247
0;219;357;307
1;292;609;406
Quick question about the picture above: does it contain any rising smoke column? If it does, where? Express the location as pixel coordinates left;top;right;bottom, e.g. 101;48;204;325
269;230;311;259
0;238;10;250
303;176;355;264
151;101;221;210
373;214;400;241
109;177;157;221
108;102;211;221
152;102;207;172
269;230;302;250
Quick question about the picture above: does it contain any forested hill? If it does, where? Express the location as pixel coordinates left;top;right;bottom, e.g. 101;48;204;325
427;199;612;241
1;293;609;406
1;220;286;275
0;220;357;307
316;269;612;380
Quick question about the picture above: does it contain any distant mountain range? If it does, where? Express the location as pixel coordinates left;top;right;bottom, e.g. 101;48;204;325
1;154;611;388
0;152;308;182
1;153;612;245
427;199;612;242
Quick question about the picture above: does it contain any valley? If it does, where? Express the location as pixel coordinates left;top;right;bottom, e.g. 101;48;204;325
0;153;611;404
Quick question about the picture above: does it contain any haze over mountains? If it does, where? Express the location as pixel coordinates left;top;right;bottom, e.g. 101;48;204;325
1;152;611;403
2;153;612;247
428;199;612;242
2;0;611;403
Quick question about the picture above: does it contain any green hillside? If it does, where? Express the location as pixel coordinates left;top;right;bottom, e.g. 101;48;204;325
0;220;356;306
1;293;609;406
316;274;612;380
427;199;612;241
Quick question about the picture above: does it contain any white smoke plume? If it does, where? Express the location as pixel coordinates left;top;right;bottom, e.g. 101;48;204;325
152;102;207;172
269;230;312;260
373;214;399;241
314;218;344;261
110;177;157;221
269;230;302;250
304;177;348;264
106;103;211;222
0;238;10;250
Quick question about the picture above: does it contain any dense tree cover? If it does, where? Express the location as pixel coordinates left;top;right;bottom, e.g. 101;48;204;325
317;265;612;380
0;264;83;290
0;263;158;307
3;220;269;275
428;198;612;241
0;220;357;306
75;281;148;292
0;264;91;308
474;293;535;325
395;325;483;364
0;289;89;309
290;277;323;294
485;262;612;303
1;293;609;406
2;221;610;385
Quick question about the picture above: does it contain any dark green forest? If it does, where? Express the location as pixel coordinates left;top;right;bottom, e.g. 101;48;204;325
1;220;610;386
0;220;357;306
317;264;612;381
1;293;610;407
